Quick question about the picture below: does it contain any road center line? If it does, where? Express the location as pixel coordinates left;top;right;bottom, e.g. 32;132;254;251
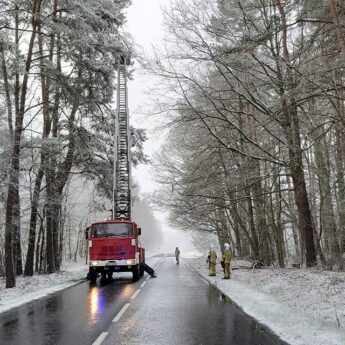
112;303;130;323
140;281;146;288
92;332;108;345
130;289;141;300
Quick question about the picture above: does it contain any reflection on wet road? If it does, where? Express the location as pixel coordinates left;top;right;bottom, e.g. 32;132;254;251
0;256;161;345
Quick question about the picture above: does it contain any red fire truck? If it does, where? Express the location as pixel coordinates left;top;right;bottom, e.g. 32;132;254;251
86;55;155;282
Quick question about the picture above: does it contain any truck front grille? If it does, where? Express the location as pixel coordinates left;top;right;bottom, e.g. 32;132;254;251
97;246;127;259
98;246;115;258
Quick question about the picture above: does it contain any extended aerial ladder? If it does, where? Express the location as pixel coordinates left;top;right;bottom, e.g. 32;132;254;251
113;55;132;220
113;55;155;277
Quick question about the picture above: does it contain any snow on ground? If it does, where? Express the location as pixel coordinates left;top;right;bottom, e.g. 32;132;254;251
233;266;345;328
181;251;203;258
186;257;345;345
0;261;88;314
1;254;345;344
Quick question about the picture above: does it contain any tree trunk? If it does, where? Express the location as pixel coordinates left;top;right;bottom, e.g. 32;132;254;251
5;0;43;288
275;0;316;267
246;190;260;259
314;131;340;267
284;107;316;266
328;0;345;61
45;179;55;273
24;168;44;276
14;188;22;275
5;166;18;288
335;126;345;253
269;168;285;268
226;207;242;256
217;206;231;250
35;214;43;273
251;160;272;265
0;43;14;140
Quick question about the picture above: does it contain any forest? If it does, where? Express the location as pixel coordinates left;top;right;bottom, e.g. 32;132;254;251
150;0;345;270
1;0;345;290
0;0;150;288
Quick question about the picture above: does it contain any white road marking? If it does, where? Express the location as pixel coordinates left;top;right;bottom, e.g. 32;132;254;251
130;289;141;300
140;281;146;288
92;332;108;345
112;303;130;323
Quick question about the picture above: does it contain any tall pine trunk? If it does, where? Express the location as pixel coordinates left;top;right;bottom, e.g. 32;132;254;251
5;0;42;288
275;0;316;266
284;105;316;266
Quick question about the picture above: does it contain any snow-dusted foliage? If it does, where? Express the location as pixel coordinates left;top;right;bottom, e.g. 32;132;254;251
0;0;150;286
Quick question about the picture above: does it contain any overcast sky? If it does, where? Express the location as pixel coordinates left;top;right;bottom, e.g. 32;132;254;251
126;0;170;193
125;0;197;254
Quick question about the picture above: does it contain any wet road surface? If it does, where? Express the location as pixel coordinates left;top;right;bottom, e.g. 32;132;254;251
102;256;287;345
0;255;288;345
0;256;161;345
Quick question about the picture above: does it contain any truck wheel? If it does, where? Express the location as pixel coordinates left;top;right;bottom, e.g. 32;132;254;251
132;266;140;281
107;272;113;280
101;272;107;281
139;264;144;277
89;271;98;283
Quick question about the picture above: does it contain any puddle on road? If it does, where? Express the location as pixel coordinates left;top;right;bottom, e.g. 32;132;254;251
208;286;288;345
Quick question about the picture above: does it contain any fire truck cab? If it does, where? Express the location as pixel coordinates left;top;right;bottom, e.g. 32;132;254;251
86;219;145;282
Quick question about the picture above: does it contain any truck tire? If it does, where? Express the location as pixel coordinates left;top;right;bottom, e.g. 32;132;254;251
101;271;107;281
139;264;144;277
89;271;98;283
132;265;140;281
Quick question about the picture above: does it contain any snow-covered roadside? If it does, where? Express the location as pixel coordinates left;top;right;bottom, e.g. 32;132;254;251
185;257;345;345
0;261;88;314
233;265;345;328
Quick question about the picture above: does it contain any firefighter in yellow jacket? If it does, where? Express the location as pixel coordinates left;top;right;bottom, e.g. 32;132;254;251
207;245;217;276
222;243;232;279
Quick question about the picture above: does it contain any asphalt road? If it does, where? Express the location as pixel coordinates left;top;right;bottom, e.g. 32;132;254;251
0;255;287;345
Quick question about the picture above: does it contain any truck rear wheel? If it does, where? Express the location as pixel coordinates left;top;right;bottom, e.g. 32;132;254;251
89;271;98;283
132;265;140;281
101;271;107;281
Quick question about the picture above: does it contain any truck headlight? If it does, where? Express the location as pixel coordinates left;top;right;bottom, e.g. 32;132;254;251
90;261;98;266
126;259;135;265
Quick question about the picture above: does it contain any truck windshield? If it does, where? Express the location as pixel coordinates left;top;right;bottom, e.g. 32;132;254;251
92;223;132;237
